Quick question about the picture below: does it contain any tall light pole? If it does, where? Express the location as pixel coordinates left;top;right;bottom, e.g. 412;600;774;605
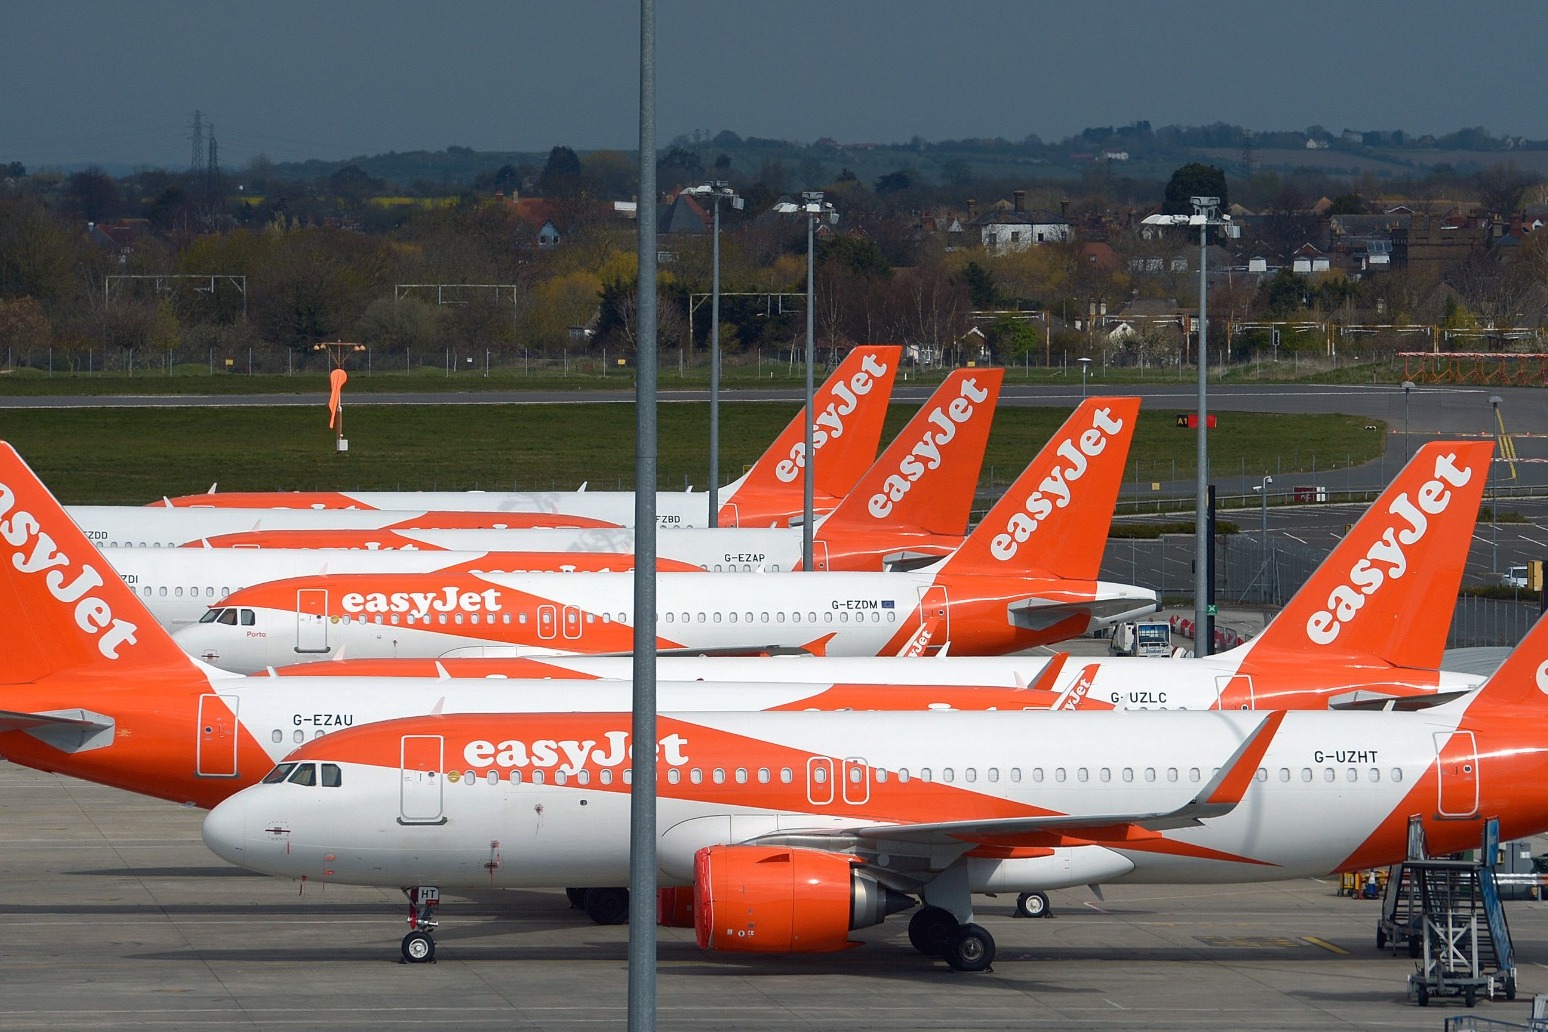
1078;356;1091;397
683;182;742;527
1143;196;1235;654
1402;379;1415;465
1490;395;1503;574
1256;475;1272;603
773;191;838;570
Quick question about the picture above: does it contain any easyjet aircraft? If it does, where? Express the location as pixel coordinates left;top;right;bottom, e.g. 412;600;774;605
151;345;902;529
201;599;1548;971
191;368;1013;573
174;400;1156;671
265;441;1493;712
106;546;705;633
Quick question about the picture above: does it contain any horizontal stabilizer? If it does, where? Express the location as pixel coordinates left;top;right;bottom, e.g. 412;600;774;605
1006;594;1158;633
0;708;115;753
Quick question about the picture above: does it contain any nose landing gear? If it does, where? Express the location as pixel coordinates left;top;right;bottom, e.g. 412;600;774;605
401;885;440;963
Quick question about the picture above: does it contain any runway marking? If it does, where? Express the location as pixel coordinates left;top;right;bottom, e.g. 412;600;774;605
1302;936;1351;954
1285;534;1307;544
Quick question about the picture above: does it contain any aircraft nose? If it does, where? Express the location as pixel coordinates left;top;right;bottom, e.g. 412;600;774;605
201;796;247;865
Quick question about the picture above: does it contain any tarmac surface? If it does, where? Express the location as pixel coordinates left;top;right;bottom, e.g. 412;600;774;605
7;760;1547;1032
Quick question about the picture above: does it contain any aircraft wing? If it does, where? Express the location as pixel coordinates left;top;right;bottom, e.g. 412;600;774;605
750;712;1284;852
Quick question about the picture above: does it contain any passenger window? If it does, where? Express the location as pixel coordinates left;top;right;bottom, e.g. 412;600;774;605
690;769;703;784
599;770;612;785
712;768;726;784
271;730;282;744
757;768;770;784
780;768;793;784
532;770;545;785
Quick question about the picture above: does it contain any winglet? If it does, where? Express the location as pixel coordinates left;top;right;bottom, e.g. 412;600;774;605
821;368;1004;538
0;442;198;683
716;345;901;526
940;397;1141;577
1239;441;1491;672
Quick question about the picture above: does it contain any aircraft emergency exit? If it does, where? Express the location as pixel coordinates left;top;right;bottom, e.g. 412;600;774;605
189;368;1014;573
174;400;1156;671
201;604;1548;970
152;345;902;529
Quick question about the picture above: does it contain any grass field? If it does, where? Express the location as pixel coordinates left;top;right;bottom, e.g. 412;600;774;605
0;400;1383;505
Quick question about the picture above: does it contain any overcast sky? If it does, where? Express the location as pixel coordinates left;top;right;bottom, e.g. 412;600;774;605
8;0;1548;170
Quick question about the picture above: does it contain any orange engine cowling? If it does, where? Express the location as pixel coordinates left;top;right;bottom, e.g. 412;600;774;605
693;845;914;954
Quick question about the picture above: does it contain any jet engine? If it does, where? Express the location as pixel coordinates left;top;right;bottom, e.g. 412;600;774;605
692;845;914;953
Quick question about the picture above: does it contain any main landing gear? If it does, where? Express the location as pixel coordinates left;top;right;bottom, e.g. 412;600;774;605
906;904;996;972
566;886;630;925
401;886;440;963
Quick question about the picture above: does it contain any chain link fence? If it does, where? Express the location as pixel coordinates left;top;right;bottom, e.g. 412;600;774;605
1101;532;1538;649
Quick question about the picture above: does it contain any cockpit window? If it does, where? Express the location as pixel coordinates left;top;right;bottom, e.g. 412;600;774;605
261;762;297;784
286;763;317;786
199;608;223;624
216;608;239;626
240;609;256;626
321;763;342;788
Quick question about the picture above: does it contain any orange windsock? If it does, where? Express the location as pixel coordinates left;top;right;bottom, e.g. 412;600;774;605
327;368;348;428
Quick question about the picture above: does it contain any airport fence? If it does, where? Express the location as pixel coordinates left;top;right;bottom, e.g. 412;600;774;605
1101;532;1538;649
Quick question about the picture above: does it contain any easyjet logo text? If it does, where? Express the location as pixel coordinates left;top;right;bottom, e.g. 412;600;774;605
868;377;992;519
1305;451;1473;646
0;480;140;659
463;730;689;775
775;352;891;482
342;586;503;619
989;406;1127;561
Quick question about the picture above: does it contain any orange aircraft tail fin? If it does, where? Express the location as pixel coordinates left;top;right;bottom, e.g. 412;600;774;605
0;442;199;684
716;345;901;526
821;368;1003;538
1241;441;1491;672
940;397;1140;578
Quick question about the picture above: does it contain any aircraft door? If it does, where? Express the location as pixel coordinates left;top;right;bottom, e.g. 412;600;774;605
562;605;582;640
841;757;870;805
718;503;739;528
917;585;949;648
295;588;330;654
1434;731;1479;819
811;541;829;571
400;734;446;825
196;694;240;778
806;756;835;806
537;604;557;640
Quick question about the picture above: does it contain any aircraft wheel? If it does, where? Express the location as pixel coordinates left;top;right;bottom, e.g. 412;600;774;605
401;930;436;964
1505;976;1518;1001
1375;927;1387;949
1015;891;1050;919
944;923;996;973
1415;983;1429;1007
583;886;630;925
906;905;957;956
1464;986;1477;1008
565;887;585;909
